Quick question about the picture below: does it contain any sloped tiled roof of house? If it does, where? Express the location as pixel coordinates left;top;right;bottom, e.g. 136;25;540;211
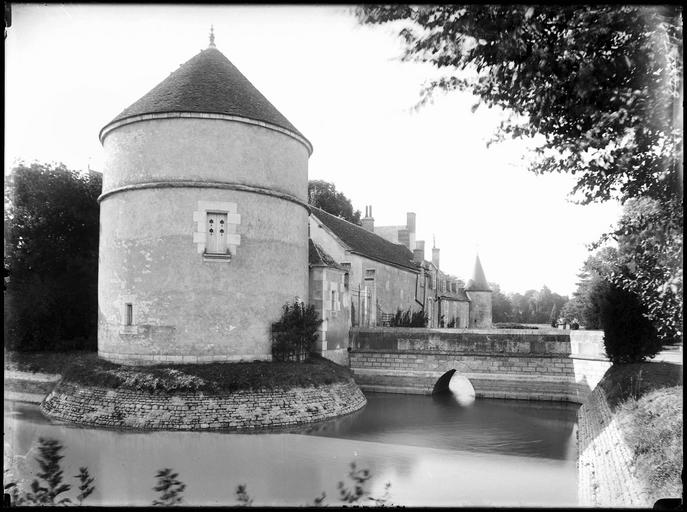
441;289;470;301
101;46;309;146
309;239;345;270
311;207;420;272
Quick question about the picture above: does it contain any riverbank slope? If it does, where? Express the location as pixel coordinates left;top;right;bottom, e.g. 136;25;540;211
578;358;682;507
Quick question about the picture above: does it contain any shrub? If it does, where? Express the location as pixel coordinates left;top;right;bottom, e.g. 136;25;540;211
271;300;322;362
389;308;428;327
446;317;456;328
599;282;662;363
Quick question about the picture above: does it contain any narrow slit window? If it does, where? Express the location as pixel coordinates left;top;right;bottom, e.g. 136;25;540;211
125;303;133;326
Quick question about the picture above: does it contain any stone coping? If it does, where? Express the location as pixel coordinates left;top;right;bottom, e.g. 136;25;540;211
352;327;561;335
40;379;367;432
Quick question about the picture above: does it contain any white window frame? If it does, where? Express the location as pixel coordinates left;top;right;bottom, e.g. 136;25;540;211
192;201;241;261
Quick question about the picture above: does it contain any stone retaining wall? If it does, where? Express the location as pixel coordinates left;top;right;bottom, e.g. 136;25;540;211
577;385;649;507
40;379;366;431
349;328;611;402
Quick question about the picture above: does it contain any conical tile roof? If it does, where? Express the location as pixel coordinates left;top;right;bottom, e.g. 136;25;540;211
100;46;309;148
465;253;491;291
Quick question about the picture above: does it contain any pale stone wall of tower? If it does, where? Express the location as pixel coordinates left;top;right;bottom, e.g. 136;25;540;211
98;119;309;363
466;291;492;328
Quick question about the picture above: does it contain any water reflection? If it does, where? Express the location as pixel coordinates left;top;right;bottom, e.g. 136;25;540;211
4;394;579;507
307;392;579;460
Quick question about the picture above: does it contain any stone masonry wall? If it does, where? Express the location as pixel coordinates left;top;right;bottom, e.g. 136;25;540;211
577;384;649;507
40;379;366;431
349;328;611;402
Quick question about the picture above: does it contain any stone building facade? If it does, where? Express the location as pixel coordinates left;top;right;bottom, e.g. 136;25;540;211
97;37;492;366
97;39;312;364
309;206;493;359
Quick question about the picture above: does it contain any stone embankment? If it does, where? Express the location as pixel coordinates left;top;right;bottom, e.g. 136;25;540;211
40;379;366;431
577;384;649;507
349;328;611;402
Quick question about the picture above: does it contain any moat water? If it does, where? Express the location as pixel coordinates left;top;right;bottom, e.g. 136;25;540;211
4;393;579;506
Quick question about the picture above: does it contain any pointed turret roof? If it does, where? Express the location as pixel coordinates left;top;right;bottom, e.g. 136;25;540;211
465;253;491;291
100;44;310;151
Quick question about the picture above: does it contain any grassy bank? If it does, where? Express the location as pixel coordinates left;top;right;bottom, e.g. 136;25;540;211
598;362;683;503
4;350;95;374
4;350;353;393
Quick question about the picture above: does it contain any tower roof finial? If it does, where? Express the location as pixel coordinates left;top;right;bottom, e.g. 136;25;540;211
209;25;216;48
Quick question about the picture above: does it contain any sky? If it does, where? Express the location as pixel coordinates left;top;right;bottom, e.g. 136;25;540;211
5;4;623;297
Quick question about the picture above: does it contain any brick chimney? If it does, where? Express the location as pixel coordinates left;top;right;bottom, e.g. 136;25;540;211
432;237;440;269
413;240;425;262
361;205;375;232
406;212;416;234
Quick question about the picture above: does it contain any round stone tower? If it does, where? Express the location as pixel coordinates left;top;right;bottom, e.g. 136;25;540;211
97;35;312;364
465;253;492;328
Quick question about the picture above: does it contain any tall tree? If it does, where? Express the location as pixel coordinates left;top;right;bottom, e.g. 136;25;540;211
356;5;682;339
595;197;682;342
489;282;513;323
356;5;682;205
4;162;102;350
308;180;362;225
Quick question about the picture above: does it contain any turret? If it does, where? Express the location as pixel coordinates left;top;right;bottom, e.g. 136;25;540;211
465;253;492;328
97;30;312;364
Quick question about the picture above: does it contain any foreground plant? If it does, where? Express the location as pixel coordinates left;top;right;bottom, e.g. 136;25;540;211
152;468;186;506
4;438;95;506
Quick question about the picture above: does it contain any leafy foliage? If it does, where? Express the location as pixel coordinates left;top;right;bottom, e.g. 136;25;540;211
315;462;392;506
356;5;683;344
593;197;682;343
356;5;682;206
388;307;428;327
152;468;186;506
561;248;618;328
4;162;101;351
235;484;253;507
308;179;362;225
5;441;395;507
271;300;323;362
490;282;514;323
4;438;94;506
74;467;95;505
507;286;568;324
599;282;662;363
